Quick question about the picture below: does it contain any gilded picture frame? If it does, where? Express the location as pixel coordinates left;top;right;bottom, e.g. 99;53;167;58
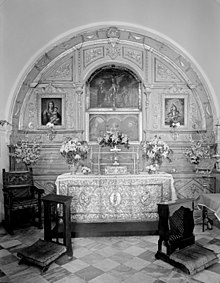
37;93;66;129
162;94;188;128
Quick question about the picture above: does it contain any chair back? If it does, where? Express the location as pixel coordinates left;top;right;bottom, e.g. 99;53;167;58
2;168;34;199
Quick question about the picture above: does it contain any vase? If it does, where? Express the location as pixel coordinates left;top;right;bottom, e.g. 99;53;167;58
69;163;79;174
25;164;32;171
152;163;160;174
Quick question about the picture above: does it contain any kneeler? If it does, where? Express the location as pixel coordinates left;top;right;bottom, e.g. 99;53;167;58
155;199;218;275
17;194;73;274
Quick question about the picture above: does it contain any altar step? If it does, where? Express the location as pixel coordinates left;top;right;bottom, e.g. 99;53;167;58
52;221;159;238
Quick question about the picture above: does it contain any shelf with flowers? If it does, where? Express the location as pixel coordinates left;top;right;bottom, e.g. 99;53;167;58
60;137;90;174
97;130;130;166
10;139;41;170
141;135;173;174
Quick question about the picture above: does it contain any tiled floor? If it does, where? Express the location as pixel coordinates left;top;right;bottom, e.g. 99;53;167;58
0;223;220;283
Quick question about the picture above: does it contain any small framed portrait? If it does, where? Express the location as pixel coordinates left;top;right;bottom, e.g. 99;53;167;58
162;94;188;128
38;93;66;128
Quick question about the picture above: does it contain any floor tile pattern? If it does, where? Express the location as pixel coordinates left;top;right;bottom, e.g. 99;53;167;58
0;224;220;282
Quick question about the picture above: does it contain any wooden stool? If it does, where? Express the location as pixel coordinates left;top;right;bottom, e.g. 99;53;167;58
42;194;73;258
17;194;73;273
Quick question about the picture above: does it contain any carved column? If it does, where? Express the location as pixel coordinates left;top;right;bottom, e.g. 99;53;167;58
143;84;152;133
74;83;84;133
214;119;220;172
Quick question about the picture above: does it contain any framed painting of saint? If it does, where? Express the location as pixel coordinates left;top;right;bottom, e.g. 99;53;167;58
37;93;66;129
162;94;188;128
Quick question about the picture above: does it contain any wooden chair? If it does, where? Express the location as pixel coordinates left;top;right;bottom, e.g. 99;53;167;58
2;168;44;234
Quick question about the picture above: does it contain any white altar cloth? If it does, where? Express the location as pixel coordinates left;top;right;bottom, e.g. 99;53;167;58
55;172;177;223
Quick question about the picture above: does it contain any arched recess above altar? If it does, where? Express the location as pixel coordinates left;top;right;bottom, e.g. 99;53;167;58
9;26;217;199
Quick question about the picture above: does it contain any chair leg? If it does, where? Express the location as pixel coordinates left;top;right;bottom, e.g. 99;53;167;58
38;199;43;229
6;208;14;235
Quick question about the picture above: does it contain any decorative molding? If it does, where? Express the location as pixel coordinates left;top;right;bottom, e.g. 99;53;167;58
128;32;144;43
163;85;191;94
35;83;64;93
106;27;120;38
155;59;181;82
176;55;190;70
74;83;84;96
44;60;72;81
143;84;153;109
83;31;98;41
122;47;143;69
83;47;104;68
105;41;121;59
35;54;50;70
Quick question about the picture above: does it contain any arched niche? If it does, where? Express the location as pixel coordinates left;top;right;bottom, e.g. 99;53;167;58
85;65;142;143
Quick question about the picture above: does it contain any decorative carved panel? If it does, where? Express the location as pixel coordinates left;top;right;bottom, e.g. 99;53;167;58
83;47;104;68
43;60;73;81
122;47;143;69
174;176;216;199
105;42;121;59
155;58;181;83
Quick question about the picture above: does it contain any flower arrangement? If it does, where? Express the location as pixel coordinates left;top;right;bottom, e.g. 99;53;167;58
170;121;180;129
141;135;173;166
81;166;91;175
46;122;55;129
145;164;160;174
60;137;89;165
184;138;210;165
97;130;130;149
11;139;41;166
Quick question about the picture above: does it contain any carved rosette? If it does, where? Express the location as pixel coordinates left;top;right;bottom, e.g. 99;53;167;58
106;27;120;39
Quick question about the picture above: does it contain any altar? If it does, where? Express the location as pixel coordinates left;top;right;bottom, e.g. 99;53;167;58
55;172;177;223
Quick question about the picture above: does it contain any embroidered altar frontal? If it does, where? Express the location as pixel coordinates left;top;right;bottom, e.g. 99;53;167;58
55;173;177;223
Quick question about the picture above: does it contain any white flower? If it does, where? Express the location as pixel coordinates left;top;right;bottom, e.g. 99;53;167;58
97;130;130;149
46;122;54;129
141;135;173;166
81;166;91;174
60;137;89;165
11;139;41;165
